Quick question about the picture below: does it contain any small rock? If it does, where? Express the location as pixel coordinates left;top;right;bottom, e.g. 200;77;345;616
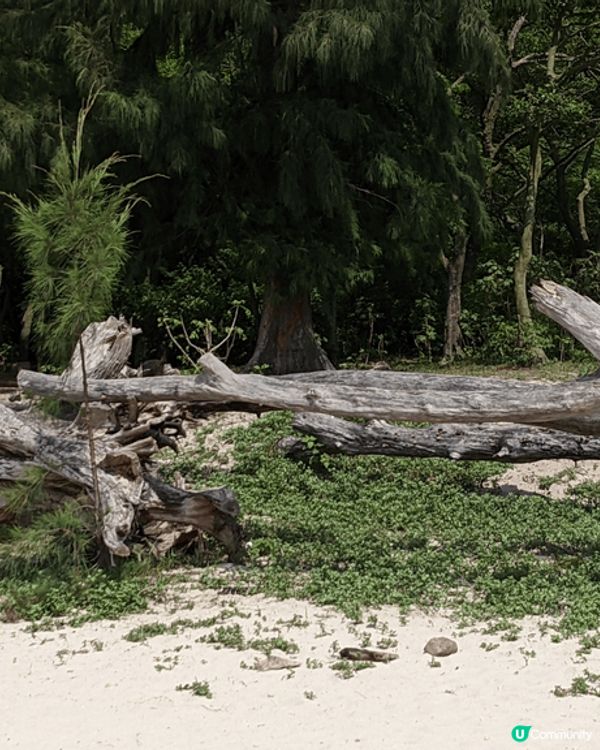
424;637;458;657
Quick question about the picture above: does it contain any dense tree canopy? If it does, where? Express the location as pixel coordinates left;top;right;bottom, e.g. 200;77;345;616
0;1;598;372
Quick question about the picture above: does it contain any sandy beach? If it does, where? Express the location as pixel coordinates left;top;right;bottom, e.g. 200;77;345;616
2;579;598;750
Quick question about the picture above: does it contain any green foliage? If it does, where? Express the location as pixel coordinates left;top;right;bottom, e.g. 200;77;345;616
569;482;600;511
1;467;48;520
123;607;248;642
0;565;163;623
330;659;375;679
3;97;147;365
0;500;92;578
170;412;600;635
411;297;441;362
554;670;600;698
116;254;256;363
201;623;246;650
0;1;598;367
123;621;171;642
176;681;213;699
247;635;299;656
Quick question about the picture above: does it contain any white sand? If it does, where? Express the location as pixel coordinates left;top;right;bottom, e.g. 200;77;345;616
3;425;600;749
489;458;600;500
1;581;598;750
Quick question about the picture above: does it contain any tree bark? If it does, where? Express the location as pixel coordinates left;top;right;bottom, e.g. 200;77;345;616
246;276;333;375
442;232;468;362
283;412;600;463
17;348;600;430
530;279;600;360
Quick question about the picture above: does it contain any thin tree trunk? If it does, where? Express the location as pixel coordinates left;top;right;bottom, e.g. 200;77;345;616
577;178;592;244
514;128;546;362
550;145;586;256
246;276;333;375
577;140;595;246
442;232;468;362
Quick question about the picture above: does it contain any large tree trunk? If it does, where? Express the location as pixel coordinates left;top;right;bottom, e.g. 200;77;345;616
514;128;547;362
17;347;600;434
442;232;468;363
246;277;333;375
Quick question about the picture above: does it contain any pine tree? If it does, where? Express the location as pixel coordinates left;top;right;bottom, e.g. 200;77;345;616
2;1;507;372
4;95;145;365
0;1;76;352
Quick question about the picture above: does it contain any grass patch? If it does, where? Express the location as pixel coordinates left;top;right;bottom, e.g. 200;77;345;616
330;659;375;679
169;411;600;636
554;670;600;698
176;680;213;699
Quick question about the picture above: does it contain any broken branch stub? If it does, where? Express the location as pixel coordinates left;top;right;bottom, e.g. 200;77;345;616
60;316;139;386
531;279;600;361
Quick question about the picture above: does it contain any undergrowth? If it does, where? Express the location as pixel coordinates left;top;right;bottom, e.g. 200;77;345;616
3;409;600;638
166;412;600;636
0;471;172;623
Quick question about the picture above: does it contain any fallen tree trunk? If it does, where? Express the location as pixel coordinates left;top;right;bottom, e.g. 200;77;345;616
278;370;538;391
0;404;242;560
17;351;600;429
282;413;600;463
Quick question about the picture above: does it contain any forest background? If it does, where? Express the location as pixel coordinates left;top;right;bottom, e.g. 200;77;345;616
0;0;599;375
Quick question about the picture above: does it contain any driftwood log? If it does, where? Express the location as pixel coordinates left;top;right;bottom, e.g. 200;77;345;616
61;316;139;384
280;414;600;462
13;278;600;432
530;279;600;361
17;351;600;428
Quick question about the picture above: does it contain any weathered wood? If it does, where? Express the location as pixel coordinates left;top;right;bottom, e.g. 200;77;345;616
0;404;242;559
279;370;600;434
531;279;600;360
142;475;242;561
60;316;139;385
0;458;36;482
18;351;600;429
0;404;137;555
283;413;600;462
279;370;539;391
